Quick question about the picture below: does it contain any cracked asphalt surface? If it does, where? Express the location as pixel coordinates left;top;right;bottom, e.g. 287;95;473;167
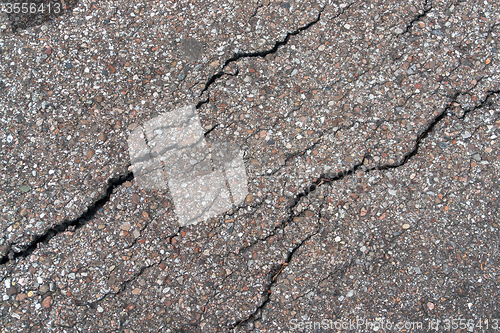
1;0;499;331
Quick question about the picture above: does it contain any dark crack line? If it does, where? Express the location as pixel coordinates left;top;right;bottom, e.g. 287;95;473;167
458;89;500;120
199;5;330;97
79;226;183;309
0;170;134;266
196;96;210;110
204;123;219;137
230;227;321;330
237;156;367;256
403;0;432;34
228;89;499;329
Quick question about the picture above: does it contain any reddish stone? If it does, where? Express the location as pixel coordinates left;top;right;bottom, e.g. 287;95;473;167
42;296;52;308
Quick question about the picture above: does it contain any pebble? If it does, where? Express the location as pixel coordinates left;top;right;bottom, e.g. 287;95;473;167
6;286;17;296
42;296;52;308
120;222;131;231
87;149;95;159
402;223;410;229
462;131;472;139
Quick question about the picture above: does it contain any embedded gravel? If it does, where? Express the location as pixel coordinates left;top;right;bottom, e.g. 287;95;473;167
1;0;499;332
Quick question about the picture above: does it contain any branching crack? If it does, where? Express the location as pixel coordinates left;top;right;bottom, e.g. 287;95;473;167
230;227;321;330
198;4;335;97
79;226;183;308
0;170;134;266
228;88;499;329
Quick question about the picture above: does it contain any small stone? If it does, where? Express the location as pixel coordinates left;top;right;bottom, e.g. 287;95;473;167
120;222;131;231
360;246;367;253
210;61;219;67
66;62;72;69
427;302;434;311
246;194;254;202
87;149;95;159
402;223;410;229
6;286;17;295
20;185;30;193
40;285;49;294
335;236;341;242
318;45;325;51
45;47;52;55
42;296;52;308
472;154;481;161
462;131;471;139
98;133;107;142
131;288;142;295
16;293;27;301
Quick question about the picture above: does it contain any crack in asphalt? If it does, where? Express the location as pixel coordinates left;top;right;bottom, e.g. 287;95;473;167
76;226;184;309
228;89;499;329
2;1;498;331
230;226;322;330
198;4;333;97
403;0;432;34
0;170;134;266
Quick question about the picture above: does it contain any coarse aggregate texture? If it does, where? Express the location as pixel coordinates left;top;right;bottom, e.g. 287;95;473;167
0;0;499;332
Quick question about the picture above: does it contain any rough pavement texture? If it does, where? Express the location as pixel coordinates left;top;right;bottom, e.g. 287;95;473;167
0;0;499;332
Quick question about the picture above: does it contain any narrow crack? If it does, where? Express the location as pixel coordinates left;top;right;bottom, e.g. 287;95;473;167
0;170;134;266
79;226;183;308
204;123;220;137
458;89;500;120
403;0;432;34
196;96;210;110
230;226;321;330
228;89;499;329
198;4;333;97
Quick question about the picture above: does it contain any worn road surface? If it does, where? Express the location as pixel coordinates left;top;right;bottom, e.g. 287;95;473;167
1;0;499;332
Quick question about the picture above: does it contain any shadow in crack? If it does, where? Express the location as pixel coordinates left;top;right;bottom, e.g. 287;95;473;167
2;0;78;32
